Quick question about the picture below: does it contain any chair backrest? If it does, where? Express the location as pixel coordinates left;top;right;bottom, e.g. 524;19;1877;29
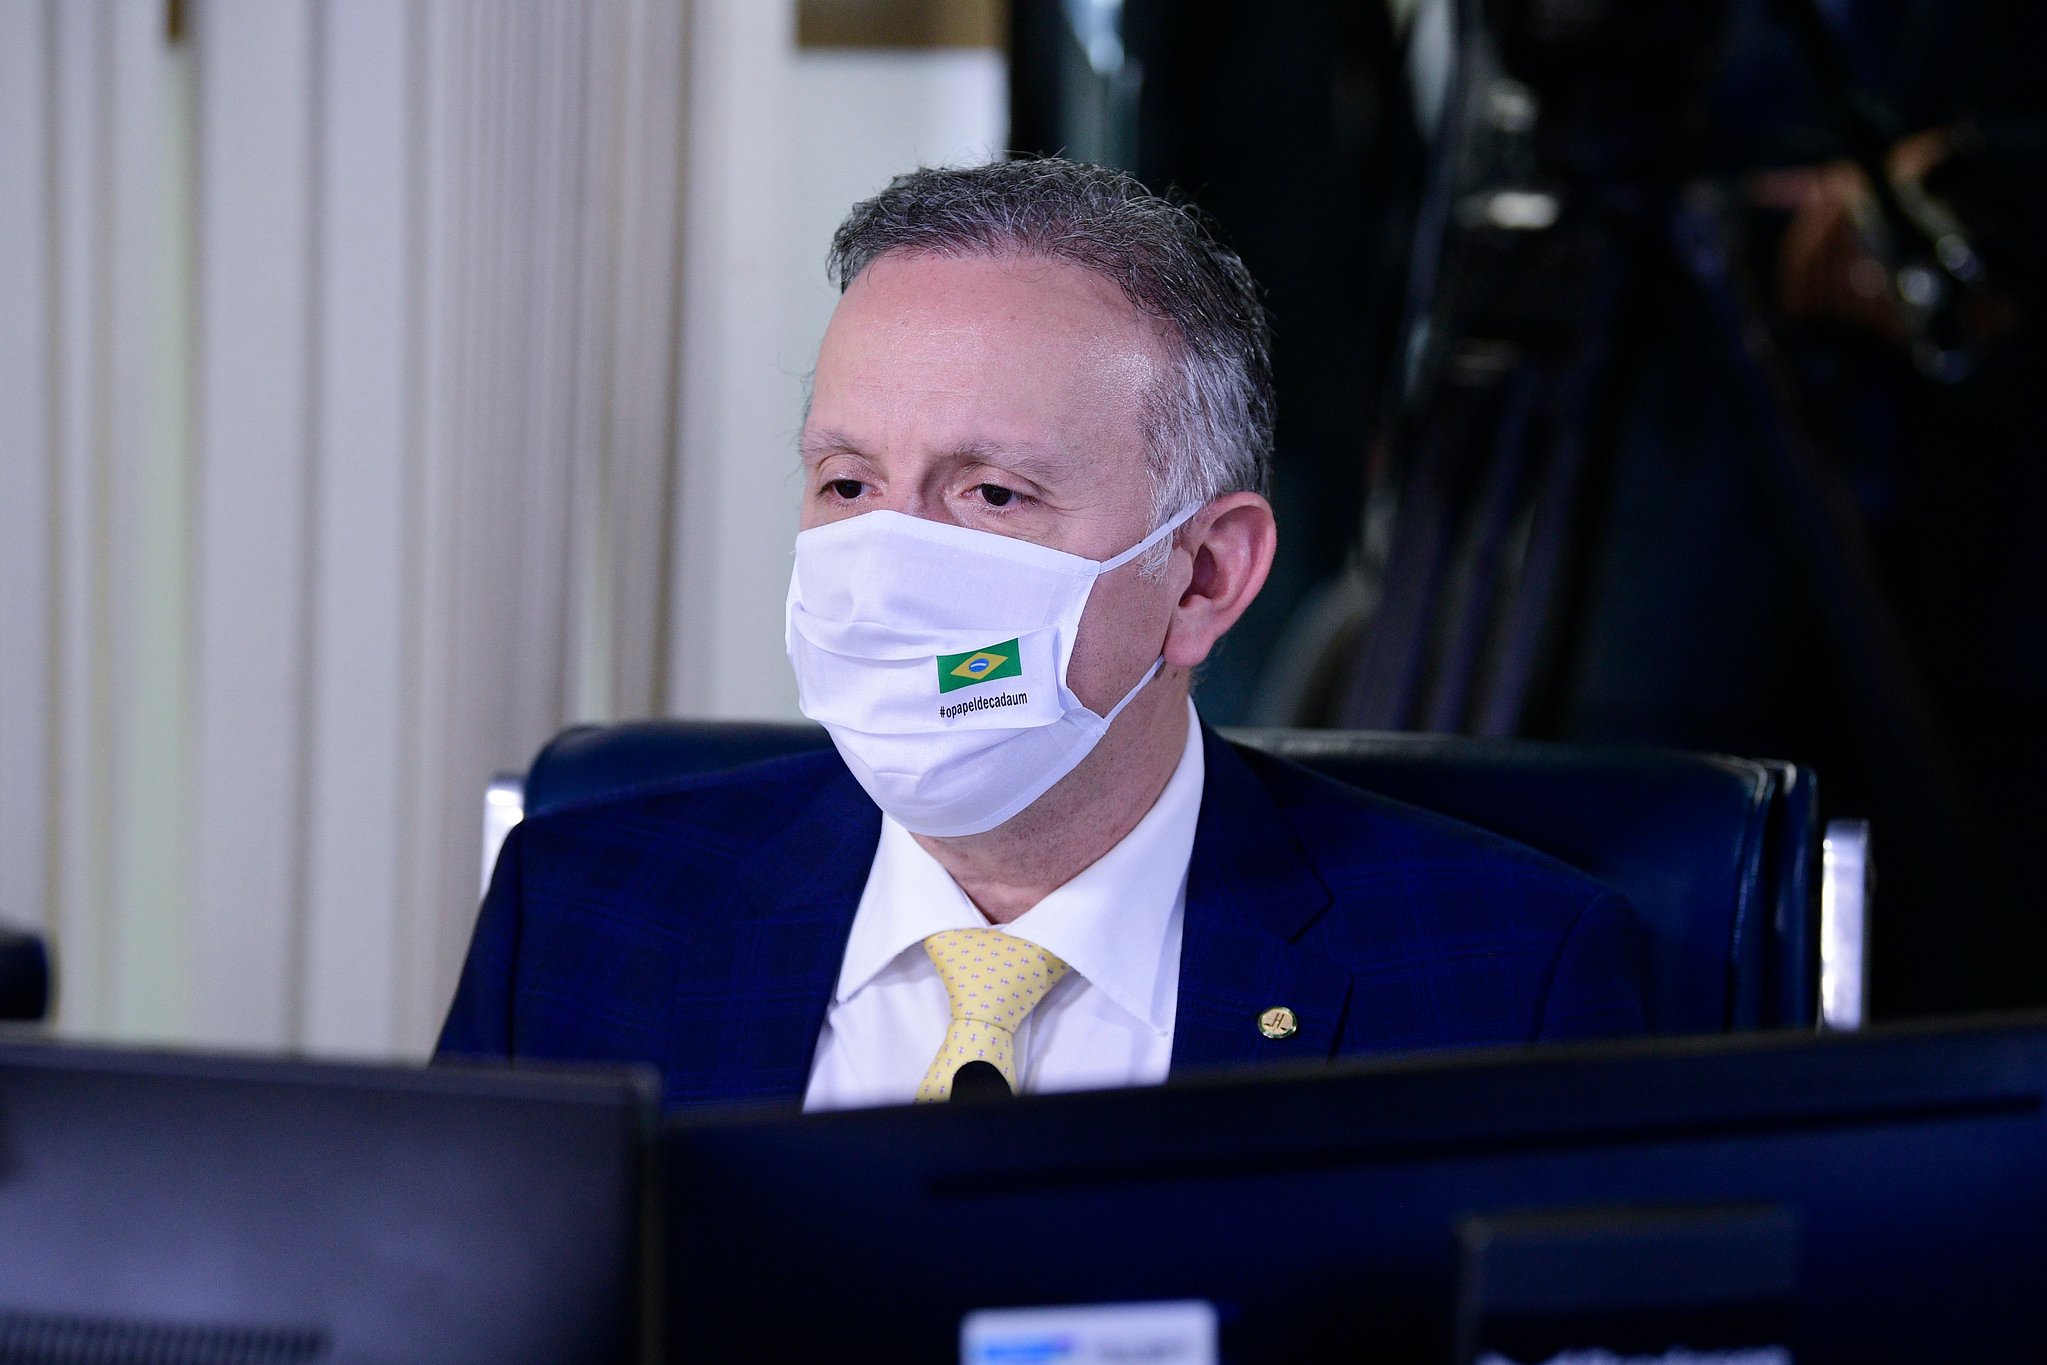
524;721;1818;1034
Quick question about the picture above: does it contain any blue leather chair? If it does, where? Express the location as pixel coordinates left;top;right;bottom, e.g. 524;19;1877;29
486;721;1870;1034
0;926;51;1023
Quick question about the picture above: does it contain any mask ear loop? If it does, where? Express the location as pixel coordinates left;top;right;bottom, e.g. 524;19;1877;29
1093;501;1205;576
1093;653;1170;725
1080;500;1205;721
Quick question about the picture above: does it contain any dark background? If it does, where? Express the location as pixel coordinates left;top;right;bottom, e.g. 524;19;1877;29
1009;0;2047;1020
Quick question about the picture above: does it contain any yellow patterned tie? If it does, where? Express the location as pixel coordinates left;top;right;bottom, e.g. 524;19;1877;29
916;928;1071;1102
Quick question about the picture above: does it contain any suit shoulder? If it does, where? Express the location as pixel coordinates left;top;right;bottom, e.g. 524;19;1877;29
516;748;852;863
1234;742;1617;917
1225;743;1646;1048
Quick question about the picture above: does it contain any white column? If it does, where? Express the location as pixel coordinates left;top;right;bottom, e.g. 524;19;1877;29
105;0;197;1040
7;0;202;1038
668;0;802;720
188;0;317;1048
0;1;54;943
300;0;412;1056
47;0;116;1030
394;0;464;1053
597;0;688;721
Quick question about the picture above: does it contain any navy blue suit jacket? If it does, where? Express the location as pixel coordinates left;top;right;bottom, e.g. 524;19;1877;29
437;727;1646;1111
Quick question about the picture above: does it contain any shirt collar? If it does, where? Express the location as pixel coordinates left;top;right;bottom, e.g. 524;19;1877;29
834;700;1205;1037
833;816;983;1005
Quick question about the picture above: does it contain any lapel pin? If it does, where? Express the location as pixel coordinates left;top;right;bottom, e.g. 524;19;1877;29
1257;1006;1298;1040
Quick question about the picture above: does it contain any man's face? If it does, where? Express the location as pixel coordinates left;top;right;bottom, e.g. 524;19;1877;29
800;251;1187;715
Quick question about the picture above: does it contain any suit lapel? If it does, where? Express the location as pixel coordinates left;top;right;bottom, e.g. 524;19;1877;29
1171;728;1354;1076
667;761;879;1111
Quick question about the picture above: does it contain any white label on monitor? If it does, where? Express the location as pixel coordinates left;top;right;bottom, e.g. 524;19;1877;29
961;1299;1219;1364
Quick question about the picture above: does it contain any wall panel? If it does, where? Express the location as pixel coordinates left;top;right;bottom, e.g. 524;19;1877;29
188;0;317;1048
670;0;799;720
0;2;54;944
47;0;115;1030
105;0;196;1039
302;0;411;1055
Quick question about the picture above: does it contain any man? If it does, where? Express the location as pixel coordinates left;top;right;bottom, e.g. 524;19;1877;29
439;159;1645;1111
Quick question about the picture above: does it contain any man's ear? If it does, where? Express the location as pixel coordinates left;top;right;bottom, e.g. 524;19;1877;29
1163;492;1277;670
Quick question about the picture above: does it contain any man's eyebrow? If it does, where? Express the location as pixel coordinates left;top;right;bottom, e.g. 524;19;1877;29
799;431;1076;482
943;439;1080;487
798;429;869;464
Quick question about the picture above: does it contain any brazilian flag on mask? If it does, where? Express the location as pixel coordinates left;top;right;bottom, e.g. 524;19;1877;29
937;639;1023;693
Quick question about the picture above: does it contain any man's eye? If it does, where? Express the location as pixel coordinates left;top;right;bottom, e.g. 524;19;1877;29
974;484;1015;508
827;479;863;500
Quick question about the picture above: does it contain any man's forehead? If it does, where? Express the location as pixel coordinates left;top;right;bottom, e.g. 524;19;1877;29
823;251;1165;362
804;252;1162;482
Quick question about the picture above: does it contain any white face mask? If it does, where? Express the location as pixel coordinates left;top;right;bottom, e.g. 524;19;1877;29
784;502;1201;837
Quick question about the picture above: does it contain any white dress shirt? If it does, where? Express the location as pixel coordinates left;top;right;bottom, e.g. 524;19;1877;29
802;700;1204;1112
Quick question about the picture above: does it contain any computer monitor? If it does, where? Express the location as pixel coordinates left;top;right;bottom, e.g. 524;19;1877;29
663;1015;2047;1362
0;1041;657;1365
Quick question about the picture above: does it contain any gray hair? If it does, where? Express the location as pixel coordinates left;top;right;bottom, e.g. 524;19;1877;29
826;158;1274;561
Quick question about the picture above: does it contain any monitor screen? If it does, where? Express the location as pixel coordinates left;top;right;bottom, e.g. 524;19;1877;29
664;1016;2047;1362
0;1042;657;1365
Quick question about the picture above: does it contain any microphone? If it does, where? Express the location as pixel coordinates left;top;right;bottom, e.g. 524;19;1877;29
949;1060;1012;1102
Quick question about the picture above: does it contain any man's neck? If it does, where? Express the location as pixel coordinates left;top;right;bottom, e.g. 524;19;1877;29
910;676;1192;924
